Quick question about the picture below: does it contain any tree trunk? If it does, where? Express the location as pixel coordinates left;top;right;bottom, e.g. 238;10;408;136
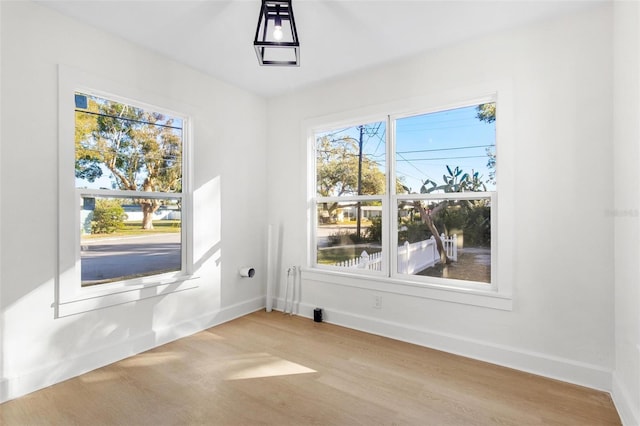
141;201;159;230
413;201;451;264
140;177;159;230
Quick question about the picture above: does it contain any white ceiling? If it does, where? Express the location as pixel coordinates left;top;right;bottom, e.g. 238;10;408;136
39;0;605;98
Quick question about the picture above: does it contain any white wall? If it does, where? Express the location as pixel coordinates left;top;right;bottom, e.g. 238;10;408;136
2;2;635;421
267;5;615;392
0;1;268;402
613;1;640;424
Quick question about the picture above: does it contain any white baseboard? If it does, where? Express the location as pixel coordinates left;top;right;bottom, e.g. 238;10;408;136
277;299;613;392
0;296;265;403
613;370;640;426
0;378;8;405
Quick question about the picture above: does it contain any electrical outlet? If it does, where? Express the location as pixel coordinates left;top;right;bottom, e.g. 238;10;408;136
373;294;382;309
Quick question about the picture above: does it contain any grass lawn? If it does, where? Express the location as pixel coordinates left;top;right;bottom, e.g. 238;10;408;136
82;220;181;239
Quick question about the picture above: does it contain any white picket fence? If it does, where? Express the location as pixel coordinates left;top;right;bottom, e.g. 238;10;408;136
398;234;458;274
334;234;457;273
334;250;384;271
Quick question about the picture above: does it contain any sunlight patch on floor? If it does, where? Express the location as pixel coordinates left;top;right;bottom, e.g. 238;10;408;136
118;351;186;367
222;352;317;380
199;331;226;341
79;370;121;383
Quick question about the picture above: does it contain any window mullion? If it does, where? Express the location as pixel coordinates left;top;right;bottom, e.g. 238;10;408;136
387;114;395;277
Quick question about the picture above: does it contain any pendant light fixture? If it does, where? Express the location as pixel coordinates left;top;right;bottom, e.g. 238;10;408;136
254;0;300;66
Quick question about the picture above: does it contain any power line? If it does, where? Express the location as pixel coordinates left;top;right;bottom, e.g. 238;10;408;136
397;144;494;154
76;147;181;161
397;155;488;162
397;115;477;127
396;152;432;183
318;143;493;157
76;109;183;131
397;122;489;132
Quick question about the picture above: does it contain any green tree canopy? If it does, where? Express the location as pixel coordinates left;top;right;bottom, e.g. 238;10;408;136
476;102;496;184
316;135;385;197
75;94;182;229
476;103;496;123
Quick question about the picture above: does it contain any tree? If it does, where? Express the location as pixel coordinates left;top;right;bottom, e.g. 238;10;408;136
316;135;385;199
475;103;496;123
316;126;406;211
410;166;485;264
409;100;496;265
316;129;386;228
75;95;182;229
413;110;496;265
477;103;496;185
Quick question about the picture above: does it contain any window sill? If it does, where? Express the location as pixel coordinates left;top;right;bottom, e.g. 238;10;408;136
301;268;512;311
56;275;200;318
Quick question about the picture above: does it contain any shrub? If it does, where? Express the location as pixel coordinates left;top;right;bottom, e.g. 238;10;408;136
327;229;368;246
463;205;491;246
365;216;382;243
91;199;126;234
398;222;431;244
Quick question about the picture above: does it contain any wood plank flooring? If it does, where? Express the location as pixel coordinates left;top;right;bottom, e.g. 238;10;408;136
1;310;621;425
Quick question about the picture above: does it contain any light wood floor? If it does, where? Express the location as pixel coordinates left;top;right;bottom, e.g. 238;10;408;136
1;310;621;425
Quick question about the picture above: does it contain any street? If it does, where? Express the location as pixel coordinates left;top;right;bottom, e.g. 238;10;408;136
316;224;368;247
81;233;181;285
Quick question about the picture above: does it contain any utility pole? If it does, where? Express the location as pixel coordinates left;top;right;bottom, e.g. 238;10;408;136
356;125;363;239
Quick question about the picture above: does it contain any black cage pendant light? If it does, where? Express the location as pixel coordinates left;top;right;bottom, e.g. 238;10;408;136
254;0;300;66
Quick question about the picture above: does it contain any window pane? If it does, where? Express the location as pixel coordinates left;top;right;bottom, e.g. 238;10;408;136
397;198;490;283
315;121;386;197
80;196;182;286
395;104;496;194
316;201;383;271
74;92;183;193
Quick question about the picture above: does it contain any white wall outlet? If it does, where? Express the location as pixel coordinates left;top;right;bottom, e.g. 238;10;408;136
373;294;382;309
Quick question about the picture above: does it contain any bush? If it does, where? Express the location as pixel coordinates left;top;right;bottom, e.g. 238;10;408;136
365;216;382;243
463;205;491;246
324;216;385;246
91;199;126;234
398;222;431;244
327;229;367;246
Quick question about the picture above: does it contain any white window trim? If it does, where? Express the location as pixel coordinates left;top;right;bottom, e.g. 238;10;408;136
57;65;197;317
305;83;514;311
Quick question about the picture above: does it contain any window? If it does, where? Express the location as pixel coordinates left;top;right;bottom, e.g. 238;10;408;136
57;66;195;317
311;99;498;293
75;93;184;287
314;121;388;274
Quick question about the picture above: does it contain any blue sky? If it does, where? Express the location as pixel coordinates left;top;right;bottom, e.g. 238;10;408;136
395;104;496;192
317;104;496;195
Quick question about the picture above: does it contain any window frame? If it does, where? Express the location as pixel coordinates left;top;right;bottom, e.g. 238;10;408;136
310;116;390;277
391;191;497;291
57;65;197;317
305;87;513;310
